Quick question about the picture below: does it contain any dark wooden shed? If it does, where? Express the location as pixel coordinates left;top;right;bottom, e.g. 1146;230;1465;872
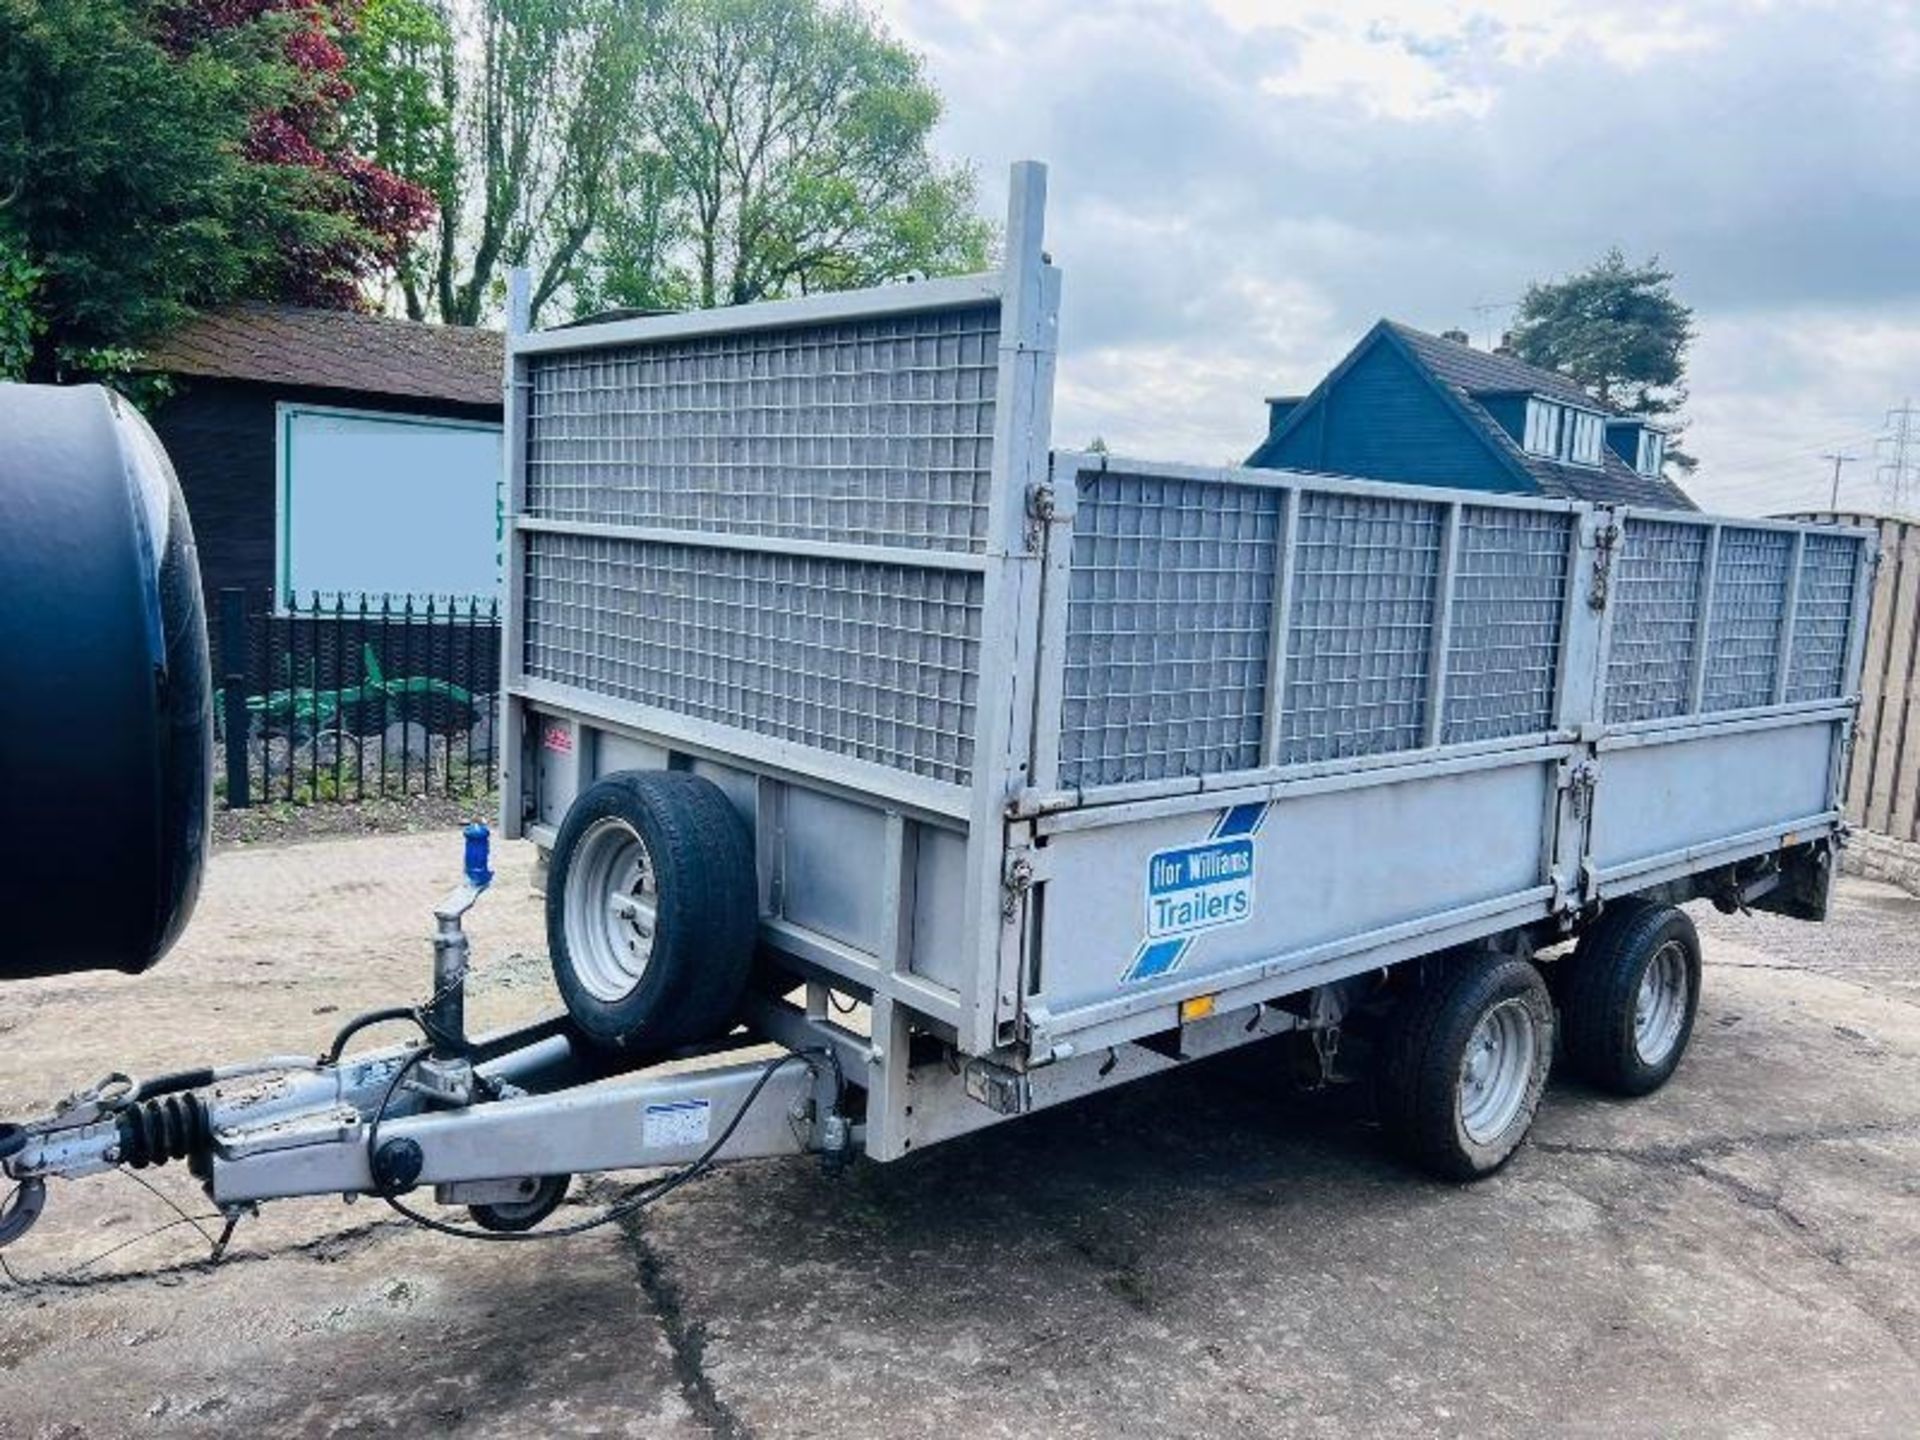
141;304;504;604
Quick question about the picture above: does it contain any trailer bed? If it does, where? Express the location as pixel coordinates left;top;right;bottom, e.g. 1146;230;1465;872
499;164;1874;1159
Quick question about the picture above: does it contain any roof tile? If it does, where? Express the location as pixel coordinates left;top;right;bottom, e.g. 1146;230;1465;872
142;304;503;407
1389;321;1696;510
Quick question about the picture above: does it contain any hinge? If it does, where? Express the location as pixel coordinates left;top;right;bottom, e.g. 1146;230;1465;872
1588;522;1621;611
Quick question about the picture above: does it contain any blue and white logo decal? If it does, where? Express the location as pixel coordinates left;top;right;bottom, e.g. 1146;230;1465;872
1147;839;1253;938
1124;802;1267;983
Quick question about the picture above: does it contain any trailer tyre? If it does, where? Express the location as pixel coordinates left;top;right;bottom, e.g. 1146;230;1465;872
548;771;756;1050
1561;900;1701;1096
1379;953;1555;1181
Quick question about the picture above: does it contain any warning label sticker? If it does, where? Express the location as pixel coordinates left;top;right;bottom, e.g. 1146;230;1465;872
1145;837;1255;940
642;1098;711;1149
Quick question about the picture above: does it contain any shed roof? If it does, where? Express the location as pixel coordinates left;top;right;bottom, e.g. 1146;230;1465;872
143;304;503;408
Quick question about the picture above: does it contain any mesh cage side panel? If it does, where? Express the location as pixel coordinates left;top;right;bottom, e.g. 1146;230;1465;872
1605;519;1708;723
1786;532;1861;703
1056;474;1280;787
1700;527;1794;712
1280;492;1444;764
522;533;981;786
1442;507;1573;743
524;304;1001;553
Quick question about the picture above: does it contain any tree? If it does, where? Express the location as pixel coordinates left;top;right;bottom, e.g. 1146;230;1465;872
1508;248;1697;470
348;0;643;325
342;0;460;317
338;0;461;318
346;0;991;325
0;0;433;376
162;0;437;309
601;0;992;311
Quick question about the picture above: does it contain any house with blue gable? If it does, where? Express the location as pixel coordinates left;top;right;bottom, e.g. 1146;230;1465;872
1248;320;1694;510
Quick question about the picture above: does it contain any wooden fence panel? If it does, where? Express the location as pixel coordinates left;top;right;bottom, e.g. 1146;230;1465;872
1797;512;1920;843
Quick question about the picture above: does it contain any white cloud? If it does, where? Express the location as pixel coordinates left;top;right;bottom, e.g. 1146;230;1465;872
878;0;1920;516
1258;28;1497;120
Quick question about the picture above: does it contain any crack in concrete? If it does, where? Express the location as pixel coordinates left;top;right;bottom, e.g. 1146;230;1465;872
616;1209;754;1440
1530;1114;1920;1168
1535;1117;1920;1365
1689;1158;1920;1367
1703;956;1920;1013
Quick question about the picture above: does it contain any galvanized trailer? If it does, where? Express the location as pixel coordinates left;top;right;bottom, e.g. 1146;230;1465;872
494;161;1873;1174
0;164;1877;1249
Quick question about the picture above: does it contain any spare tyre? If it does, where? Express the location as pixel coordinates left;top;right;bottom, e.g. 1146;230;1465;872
548;771;757;1049
0;383;212;979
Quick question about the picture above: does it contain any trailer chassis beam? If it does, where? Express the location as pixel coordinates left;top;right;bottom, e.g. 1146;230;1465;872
209;1050;833;1205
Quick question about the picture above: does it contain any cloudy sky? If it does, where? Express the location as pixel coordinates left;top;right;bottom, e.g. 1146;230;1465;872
874;0;1920;515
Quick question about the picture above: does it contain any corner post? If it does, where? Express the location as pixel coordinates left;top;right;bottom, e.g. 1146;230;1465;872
959;161;1061;1056
219;588;251;810
497;268;532;839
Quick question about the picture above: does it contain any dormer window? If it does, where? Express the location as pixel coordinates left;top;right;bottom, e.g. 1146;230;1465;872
1635;428;1666;477
1523;399;1559;456
1565;409;1604;466
1522;399;1606;467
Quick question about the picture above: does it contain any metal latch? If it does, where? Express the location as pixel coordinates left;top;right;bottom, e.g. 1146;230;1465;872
1564;758;1599;818
1002;848;1036;918
1588;522;1621;611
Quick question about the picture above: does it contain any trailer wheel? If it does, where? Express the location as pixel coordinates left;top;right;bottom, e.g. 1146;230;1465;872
1560;899;1701;1096
1379;953;1555;1181
468;1174;570;1233
548;771;756;1049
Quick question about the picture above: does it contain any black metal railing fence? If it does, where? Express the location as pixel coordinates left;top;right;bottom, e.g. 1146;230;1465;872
214;589;501;809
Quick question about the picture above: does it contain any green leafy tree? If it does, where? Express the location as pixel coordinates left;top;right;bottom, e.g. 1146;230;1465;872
1508;248;1697;471
0;0;432;376
0;234;44;379
348;0;643;325
348;0;991;324
571;147;690;316
344;0;460;318
0;0;271;369
601;0;993;311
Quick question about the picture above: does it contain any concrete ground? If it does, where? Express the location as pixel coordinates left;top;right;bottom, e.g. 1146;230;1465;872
3;830;1918;1438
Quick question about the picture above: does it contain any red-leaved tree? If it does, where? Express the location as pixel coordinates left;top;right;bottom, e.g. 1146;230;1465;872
159;0;435;308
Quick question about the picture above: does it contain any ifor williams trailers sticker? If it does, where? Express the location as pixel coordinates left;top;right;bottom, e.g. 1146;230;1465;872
1124;802;1267;982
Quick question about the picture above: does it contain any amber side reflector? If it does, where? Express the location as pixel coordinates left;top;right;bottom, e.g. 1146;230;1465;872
1179;994;1217;1024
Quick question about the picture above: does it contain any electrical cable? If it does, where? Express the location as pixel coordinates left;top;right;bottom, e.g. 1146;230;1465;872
320;965;474;1065
0;1177;228;1289
113;1164;218;1251
322;1006;425;1066
363;1049;817;1243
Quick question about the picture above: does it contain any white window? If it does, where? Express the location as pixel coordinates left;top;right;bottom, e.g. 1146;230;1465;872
1636;428;1667;477
1523;400;1561;457
1565;409;1605;467
1523;398;1605;466
276;403;503;607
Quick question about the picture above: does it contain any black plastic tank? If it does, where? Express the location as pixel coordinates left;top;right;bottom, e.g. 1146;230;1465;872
0;383;212;979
